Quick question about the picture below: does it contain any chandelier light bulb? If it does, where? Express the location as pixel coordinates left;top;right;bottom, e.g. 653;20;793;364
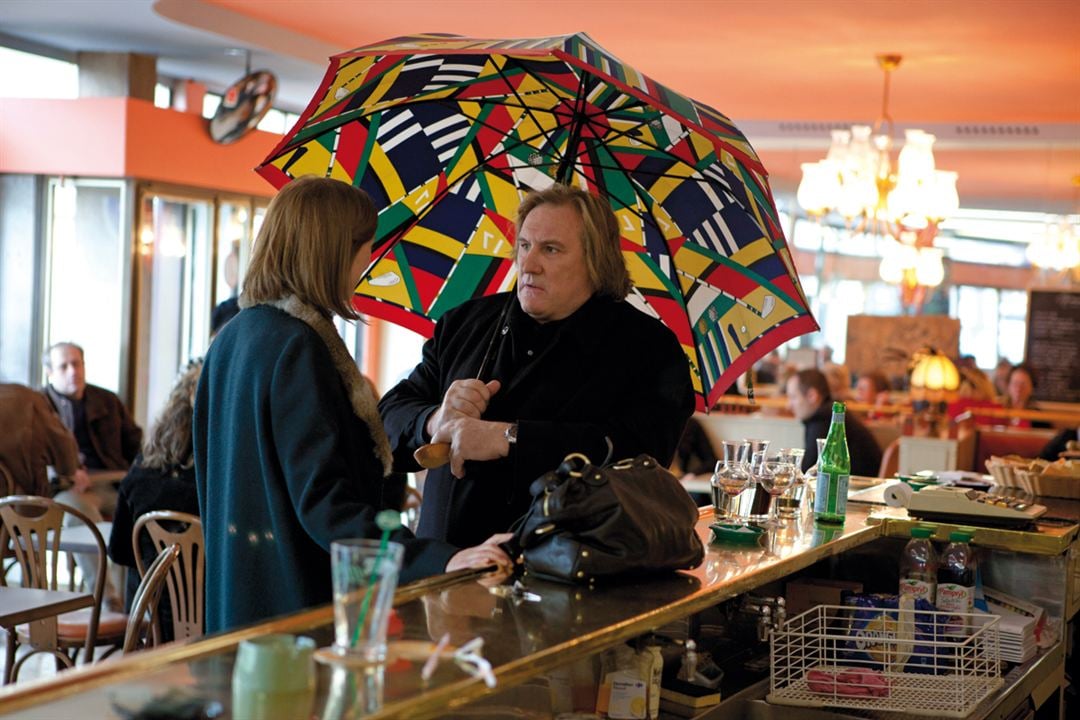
797;162;831;216
914;247;945;287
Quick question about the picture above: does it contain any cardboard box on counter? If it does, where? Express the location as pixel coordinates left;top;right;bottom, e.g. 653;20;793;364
785;578;863;616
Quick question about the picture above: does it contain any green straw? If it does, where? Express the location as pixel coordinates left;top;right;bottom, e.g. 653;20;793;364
352;510;401;647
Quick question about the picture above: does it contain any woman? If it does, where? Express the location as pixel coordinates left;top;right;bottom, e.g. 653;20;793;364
193;177;510;634
1004;364;1051;429
107;359;203;640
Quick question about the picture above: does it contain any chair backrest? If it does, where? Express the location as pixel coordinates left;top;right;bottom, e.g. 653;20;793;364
122;544;180;654
0;461;13;587
0;460;14;497
132;510;204;642
0;495;106;660
878;437;901;480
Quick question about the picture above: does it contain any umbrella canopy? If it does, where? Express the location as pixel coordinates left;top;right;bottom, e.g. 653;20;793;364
257;32;818;411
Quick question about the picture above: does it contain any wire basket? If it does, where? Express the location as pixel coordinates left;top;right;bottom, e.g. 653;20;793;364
768;604;1002;717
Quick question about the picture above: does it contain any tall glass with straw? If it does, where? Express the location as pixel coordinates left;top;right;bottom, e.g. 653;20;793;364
329;511;404;665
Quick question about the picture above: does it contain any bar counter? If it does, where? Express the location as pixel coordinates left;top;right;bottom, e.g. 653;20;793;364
0;507;882;719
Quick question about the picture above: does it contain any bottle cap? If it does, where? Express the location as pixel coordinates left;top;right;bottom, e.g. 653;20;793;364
832;401;845;413
910;527;934;539
948;530;973;543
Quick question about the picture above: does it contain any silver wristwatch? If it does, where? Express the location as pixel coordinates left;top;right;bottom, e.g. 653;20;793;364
504;423;518;445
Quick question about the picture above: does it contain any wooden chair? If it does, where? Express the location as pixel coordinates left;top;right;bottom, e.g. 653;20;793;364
132;511;204;643
0;496;127;682
0;461;16;586
122;544;180;654
878;438;901;479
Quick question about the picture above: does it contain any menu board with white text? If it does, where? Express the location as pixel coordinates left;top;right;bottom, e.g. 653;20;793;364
1025;288;1080;403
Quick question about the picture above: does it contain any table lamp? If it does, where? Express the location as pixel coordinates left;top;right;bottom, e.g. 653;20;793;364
909;348;960;435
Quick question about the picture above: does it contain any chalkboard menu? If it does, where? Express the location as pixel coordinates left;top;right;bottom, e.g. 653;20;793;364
1025;288;1080;403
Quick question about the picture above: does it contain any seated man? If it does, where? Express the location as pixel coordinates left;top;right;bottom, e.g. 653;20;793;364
0;382;80;495
40;342;143;517
1039;427;1079;461
787;368;882;478
379;185;695;547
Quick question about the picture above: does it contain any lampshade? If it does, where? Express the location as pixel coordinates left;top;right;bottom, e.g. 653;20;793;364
910;352;960;392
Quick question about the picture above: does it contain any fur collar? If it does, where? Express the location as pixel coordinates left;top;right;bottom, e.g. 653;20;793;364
240;294;392;475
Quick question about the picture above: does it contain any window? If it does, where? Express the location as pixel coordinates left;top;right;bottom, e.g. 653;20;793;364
0;46;77;99
135;192;213;426
43;178;129;392
154;82;172;109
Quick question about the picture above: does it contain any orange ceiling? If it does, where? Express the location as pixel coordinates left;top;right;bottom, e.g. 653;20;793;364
203;0;1080;210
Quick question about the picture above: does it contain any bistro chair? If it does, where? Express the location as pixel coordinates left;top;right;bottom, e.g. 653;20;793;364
0;461;16;586
122;544;180;654
0;496;128;682
132;511;204;643
878;438;901;480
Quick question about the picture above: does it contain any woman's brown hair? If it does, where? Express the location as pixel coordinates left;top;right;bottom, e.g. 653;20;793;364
514;184;632;300
142;359;203;470
243;176;378;319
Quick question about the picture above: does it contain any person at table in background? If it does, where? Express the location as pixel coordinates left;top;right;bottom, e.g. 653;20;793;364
108;359;203;641
991;357;1013;400
818;346;851;401
210;296;241;339
852;370;891;420
946;366;1002;426
379;184;695;547
1003;363;1051;429
786;368;882;477
1038;427;1079;461
40;341;143;518
194;177;511;634
0;382;80;496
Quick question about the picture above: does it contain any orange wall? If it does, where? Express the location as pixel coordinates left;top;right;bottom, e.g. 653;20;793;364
0;97;277;197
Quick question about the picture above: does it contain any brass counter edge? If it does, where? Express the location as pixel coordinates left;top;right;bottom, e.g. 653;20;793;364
366;523;884;720
0;567;490;714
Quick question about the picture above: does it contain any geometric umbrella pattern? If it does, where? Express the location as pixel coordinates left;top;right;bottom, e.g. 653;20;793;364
258;32;818;411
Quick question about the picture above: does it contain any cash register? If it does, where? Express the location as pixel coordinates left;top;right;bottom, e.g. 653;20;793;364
907;485;1047;528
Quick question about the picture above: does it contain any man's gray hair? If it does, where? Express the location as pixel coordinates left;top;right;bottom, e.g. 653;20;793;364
42;342;84;370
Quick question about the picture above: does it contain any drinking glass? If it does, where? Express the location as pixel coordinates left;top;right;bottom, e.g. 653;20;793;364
742;440;772;522
330;539;404;664
711;440;751;522
757;460;799;528
776;448;806;519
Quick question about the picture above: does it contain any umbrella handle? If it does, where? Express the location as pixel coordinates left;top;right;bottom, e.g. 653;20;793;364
414;442;451;469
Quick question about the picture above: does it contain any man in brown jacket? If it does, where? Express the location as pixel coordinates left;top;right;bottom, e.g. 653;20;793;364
0;383;80;496
40;342;143;517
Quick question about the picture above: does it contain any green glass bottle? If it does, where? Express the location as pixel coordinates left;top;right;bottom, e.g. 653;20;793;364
813;401;851;525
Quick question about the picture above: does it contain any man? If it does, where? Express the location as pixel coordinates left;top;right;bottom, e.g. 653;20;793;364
40;342;143;516
787;368;882;478
0;382;80;496
379;185;695;547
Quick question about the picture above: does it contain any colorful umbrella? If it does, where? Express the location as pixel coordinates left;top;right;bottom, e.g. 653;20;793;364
257;32;818;411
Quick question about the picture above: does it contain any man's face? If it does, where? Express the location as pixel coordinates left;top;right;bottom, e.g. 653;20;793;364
786;376;819;421
47;346;86;399
515;203;594;324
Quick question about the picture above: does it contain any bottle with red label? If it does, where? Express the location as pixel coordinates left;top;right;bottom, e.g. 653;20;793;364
899;526;938;603
935;530;976;637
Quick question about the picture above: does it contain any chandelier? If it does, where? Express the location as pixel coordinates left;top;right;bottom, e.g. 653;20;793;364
1026;175;1080;273
797;55;960;307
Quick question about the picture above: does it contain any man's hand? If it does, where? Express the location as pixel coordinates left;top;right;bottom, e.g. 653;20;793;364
426;379;501;440
432;417;513;478
72;467;92;493
445;532;514;574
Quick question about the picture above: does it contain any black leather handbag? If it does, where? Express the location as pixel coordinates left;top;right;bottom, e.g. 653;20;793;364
510;453;705;584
